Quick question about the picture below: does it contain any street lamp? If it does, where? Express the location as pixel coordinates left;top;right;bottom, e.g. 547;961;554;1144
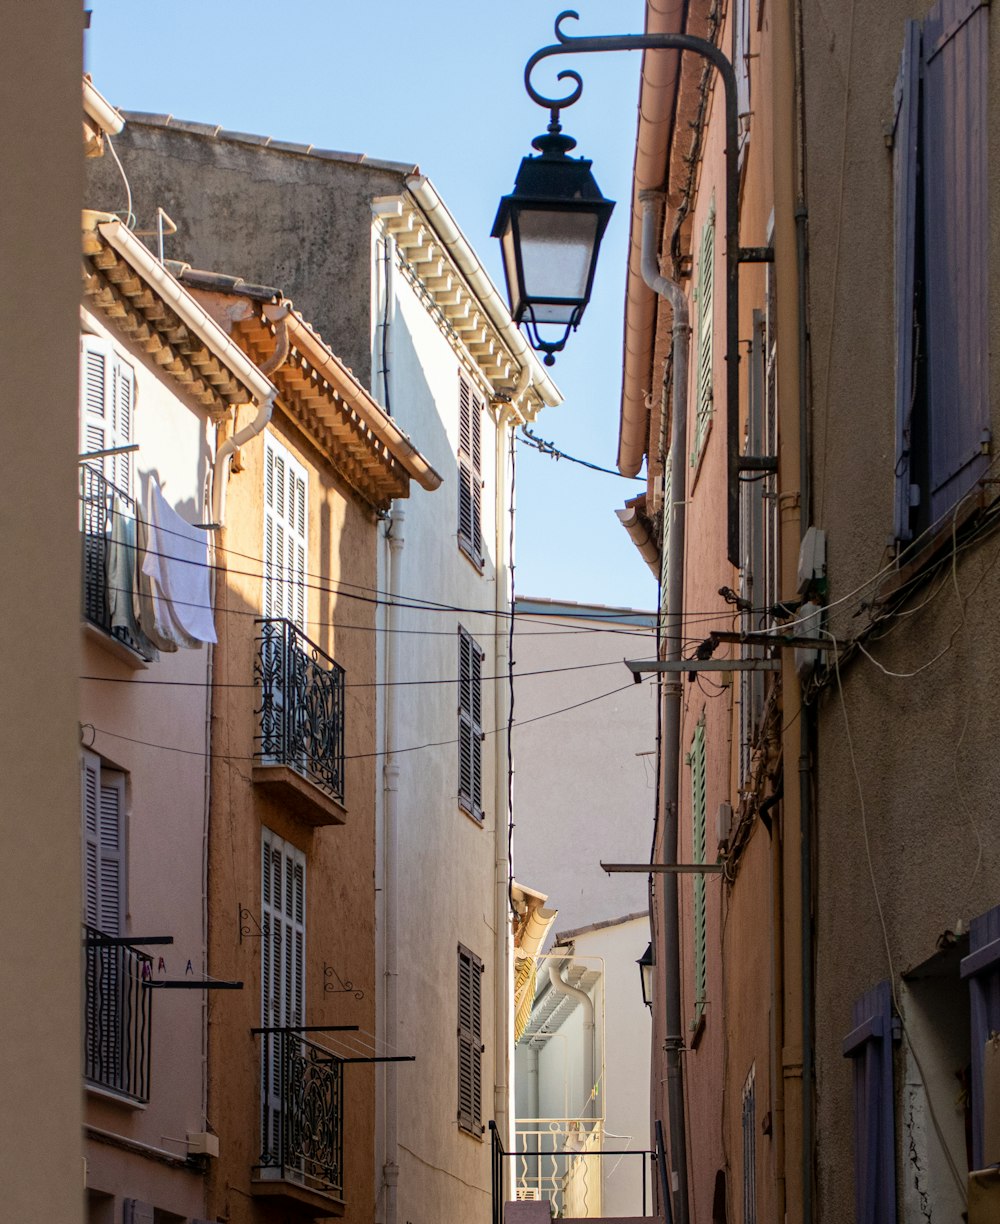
491;112;614;365
637;942;655;1010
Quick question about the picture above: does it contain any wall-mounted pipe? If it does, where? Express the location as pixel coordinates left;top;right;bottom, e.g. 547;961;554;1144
548;956;596;1119
639;189;691;1224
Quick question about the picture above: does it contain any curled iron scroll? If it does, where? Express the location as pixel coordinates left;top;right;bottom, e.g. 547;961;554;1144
524;10;585;113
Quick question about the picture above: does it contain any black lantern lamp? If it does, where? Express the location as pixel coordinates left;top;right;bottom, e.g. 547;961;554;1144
637;941;655;1010
492;111;615;365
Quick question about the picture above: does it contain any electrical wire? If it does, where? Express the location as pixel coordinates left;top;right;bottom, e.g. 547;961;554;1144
103;132;135;230
82;678;650;766
517;426;644;481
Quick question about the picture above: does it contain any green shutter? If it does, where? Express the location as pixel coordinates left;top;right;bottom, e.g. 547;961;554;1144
691;208;715;466
690;720;707;1014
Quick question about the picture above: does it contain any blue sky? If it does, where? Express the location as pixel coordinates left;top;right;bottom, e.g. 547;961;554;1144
86;0;656;611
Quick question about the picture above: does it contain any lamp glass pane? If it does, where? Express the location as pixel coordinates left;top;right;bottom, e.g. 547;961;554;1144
516;208;599;317
499;221;523;315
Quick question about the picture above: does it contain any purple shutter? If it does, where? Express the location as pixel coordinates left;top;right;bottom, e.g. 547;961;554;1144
922;0;990;522
893;21;921;542
842;980;897;1224
960;904;1000;1170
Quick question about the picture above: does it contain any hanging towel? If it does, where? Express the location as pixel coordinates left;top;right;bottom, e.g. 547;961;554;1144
108;495;159;660
134;503;180;652
141;480;217;645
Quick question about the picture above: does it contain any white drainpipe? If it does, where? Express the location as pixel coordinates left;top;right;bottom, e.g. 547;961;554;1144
547;957;596;1119
381;504;404;1224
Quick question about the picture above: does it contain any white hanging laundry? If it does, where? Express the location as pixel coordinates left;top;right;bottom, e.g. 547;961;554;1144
141;480;217;645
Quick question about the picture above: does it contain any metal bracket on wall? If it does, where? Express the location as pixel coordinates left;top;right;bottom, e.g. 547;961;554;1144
238;903;263;943
323;962;365;1001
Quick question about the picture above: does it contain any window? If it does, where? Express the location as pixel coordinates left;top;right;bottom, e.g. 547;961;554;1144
738;301;777;785
691;205;715;466
458;627;484;819
688;719;707;1017
961;904;1000;1171
261;829;306;1160
893;0;989;543
81;335;135;499
842;980;898;1224
457;943;483;1135
741;1065;757;1224
733;0;751;167
263;433;308;632
458;373;484;565
82;753;151;1101
82;750;125;937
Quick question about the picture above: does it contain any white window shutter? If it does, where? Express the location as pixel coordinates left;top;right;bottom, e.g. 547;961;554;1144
98;770;125;937
81;336;110;461
263;435;308;632
82;751;101;929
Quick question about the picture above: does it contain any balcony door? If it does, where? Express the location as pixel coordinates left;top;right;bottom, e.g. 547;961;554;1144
260;829;307;1175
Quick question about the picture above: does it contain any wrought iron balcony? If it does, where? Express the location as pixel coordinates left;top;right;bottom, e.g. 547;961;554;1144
80;465;154;660
255;619;346;808
83;925;153;1103
256;1029;344;1200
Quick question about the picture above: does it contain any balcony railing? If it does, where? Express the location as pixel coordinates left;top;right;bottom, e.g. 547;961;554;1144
255;618;345;804
257;1029;344;1199
79;465;154;660
83;925;153;1103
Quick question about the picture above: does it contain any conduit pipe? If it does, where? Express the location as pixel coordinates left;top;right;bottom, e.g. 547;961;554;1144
382;505;404;1224
639;189;691;1224
494;402;517;1160
211;310;290;527
548;956;596;1119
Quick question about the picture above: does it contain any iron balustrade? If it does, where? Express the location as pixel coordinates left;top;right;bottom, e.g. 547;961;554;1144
83;925;153;1102
255;618;346;803
256;1029;345;1199
79;465;154;659
491;1120;655;1223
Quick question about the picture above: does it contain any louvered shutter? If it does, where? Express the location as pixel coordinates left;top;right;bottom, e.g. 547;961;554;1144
261;830;306;1162
457;944;483;1133
263;434;308;631
81;751;124;936
80;337;134;498
892;22;921;542
458;375;484;564
842;980;897;1224
692;210;715;464
961;904;1000;1170
690;721;707;1012
922;0;990;522
458;629;484;818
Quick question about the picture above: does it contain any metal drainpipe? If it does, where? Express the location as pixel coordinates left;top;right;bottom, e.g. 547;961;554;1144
547;957;596;1119
382;506;403;1224
639;190;691;1224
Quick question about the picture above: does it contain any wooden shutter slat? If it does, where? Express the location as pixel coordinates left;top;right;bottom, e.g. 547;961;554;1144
843;980;896;1224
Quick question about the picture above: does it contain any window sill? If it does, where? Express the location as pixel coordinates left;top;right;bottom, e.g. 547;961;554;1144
459;800;485;827
82;621;151;670
85;1081;147;1111
878;487;986;607
251;1176;345;1216
252;764;347;827
458;536;485;573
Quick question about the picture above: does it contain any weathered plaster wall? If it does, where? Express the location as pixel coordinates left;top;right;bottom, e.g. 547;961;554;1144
511;600;657;937
375;252;502;1224
1;5;84;1219
80;310;213;1221
84;118;410;385
802;1;1000;1218
206;408;378;1224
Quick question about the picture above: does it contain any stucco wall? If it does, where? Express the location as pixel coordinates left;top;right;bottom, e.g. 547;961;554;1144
0;6;84;1220
511;601;657;938
801;1;1000;1218
374;247;503;1224
80;310;214;1221
205;408;379;1224
84;118;410;386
